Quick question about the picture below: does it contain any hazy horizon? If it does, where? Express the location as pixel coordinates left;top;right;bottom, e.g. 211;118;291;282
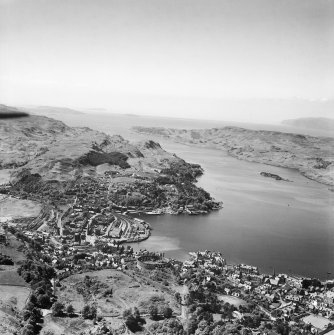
16;98;334;125
1;0;333;123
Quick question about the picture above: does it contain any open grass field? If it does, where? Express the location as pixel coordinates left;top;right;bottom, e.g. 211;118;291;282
0;196;42;219
218;295;248;307
302;314;332;331
0;233;27;264
0;285;30;310
0;268;28;286
0;169;11;185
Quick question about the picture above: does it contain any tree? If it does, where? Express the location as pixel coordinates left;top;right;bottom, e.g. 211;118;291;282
82;305;91;319
52;302;64;316
123;308;144;332
22;324;35;335
175;292;182;304
90;306;97;320
163;306;173;319
25;301;35;311
82;305;96;319
37;294;51;308
149;305;159;320
29;294;38;305
187;316;198;334
30;307;42;322
66;304;75;316
125;314;139;332
23;309;32;321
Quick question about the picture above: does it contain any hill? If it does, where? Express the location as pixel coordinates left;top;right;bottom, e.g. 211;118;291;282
21;105;85;116
0;105;219;212
282;117;334;132
133;126;334;186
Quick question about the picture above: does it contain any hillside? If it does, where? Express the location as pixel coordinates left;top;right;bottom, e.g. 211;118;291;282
0;105;220;212
133;126;334;186
0;114;173;177
282;117;334;132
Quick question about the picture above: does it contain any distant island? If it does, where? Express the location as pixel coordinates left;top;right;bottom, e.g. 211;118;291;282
282;117;334;132
133;126;334;186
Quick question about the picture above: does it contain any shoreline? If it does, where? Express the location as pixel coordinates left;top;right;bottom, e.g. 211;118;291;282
132;130;334;187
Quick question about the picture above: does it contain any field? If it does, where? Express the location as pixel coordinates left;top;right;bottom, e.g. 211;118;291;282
0;268;28;286
0;285;30;310
0;169;11;185
0;195;42;219
0;232;27;263
302;314;332;331
218;295;248;307
0;267;29;311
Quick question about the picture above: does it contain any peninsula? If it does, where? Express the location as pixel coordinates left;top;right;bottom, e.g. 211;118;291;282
0;105;220;246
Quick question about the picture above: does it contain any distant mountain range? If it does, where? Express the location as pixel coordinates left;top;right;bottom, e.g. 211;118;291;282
19;105;85;116
282;117;334;132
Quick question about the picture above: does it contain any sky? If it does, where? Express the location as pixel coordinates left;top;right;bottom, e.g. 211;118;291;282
0;0;333;123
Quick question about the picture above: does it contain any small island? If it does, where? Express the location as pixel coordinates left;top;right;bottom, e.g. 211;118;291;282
260;172;292;182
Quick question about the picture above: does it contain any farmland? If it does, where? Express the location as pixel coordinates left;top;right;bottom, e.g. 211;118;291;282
0;195;42;220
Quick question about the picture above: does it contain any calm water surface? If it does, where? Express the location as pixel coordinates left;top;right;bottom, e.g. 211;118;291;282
133;143;334;279
45;112;334;279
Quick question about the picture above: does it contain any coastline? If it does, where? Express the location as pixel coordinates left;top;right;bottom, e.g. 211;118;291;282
131;129;334;187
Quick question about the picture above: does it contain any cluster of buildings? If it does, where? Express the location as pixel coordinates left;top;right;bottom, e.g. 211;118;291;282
137;251;170;270
16;227;152;278
180;250;334;334
22;176;152;246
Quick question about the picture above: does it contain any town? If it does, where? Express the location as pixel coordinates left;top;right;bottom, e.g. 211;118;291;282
1;213;334;335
